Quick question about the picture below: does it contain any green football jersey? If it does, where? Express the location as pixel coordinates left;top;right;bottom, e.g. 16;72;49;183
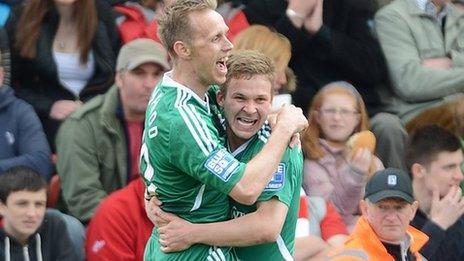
141;74;245;260
229;125;304;261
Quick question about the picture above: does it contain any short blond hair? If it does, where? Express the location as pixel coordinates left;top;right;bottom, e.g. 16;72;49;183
157;0;217;59
221;50;275;95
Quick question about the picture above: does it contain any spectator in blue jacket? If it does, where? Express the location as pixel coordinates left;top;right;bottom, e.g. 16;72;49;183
0;49;53;180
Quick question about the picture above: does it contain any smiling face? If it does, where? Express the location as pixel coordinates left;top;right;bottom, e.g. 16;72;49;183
187;9;233;86
0;189;47;244
316;93;360;144
361;198;418;243
218;75;273;150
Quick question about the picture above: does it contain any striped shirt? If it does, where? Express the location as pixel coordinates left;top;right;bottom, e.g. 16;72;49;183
140;72;244;260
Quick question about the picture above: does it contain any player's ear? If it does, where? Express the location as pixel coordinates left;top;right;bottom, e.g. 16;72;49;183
410;201;419;220
411;163;425;180
217;90;225;107
359;199;368;216
173;41;191;59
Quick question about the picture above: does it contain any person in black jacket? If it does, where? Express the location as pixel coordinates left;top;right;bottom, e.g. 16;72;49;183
0;49;53;180
241;0;410;170
0;167;82;261
242;0;387;115
6;0;120;150
405;125;464;261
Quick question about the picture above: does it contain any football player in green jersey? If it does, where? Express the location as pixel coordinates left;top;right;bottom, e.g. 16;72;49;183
149;50;304;261
141;0;307;260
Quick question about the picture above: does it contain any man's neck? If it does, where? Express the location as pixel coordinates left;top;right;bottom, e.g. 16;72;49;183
4;225;29;245
382;237;411;261
413;181;432;215
171;65;209;98
326;139;345;149
227;131;248;152
123;107;144;122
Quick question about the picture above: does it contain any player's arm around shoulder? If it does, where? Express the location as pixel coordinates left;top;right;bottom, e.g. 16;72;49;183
253;149;303;242
253;198;289;242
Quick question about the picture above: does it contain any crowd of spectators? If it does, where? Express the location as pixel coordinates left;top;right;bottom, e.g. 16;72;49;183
1;0;464;260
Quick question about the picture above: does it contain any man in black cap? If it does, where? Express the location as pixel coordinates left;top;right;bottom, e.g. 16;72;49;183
327;168;429;260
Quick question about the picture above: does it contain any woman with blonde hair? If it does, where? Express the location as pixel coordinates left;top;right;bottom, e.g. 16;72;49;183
301;81;383;231
233;25;296;109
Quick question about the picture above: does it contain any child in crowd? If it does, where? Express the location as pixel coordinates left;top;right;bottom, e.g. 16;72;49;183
0;166;83;260
301;81;383;231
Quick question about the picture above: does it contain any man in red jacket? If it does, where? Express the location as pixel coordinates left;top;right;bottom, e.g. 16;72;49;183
85;178;153;261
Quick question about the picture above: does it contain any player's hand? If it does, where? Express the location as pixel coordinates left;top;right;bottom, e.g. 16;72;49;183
145;194;177;227
159;218;194;252
275;105;308;135
429;186;464;230
268;112;301;149
289;133;301;149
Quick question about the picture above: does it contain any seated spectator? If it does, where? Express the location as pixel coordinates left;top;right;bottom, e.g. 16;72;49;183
0;49;53;180
294;189;348;261
241;0;406;170
56;39;169;223
301;82;383;231
327;168;429;260
373;0;464;169
6;0;120;150
86;178;152;261
405;125;464;260
233;25;295;110
242;0;387;115
0;166;82;260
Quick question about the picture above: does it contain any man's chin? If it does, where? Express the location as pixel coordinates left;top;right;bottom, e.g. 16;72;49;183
212;74;227;85
236;131;256;141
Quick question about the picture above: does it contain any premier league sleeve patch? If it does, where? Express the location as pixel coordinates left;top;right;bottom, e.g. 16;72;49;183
264;163;285;191
205;149;240;182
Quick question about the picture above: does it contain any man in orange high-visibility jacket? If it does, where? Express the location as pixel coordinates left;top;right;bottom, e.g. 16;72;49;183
327;168;429;261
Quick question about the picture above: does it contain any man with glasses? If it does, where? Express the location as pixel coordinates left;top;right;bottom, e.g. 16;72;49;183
327;168;428;260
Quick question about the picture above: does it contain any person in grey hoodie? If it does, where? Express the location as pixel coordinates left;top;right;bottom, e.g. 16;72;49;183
0;49;53;180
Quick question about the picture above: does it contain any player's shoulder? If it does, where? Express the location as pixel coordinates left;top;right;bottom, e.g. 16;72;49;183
282;145;303;169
